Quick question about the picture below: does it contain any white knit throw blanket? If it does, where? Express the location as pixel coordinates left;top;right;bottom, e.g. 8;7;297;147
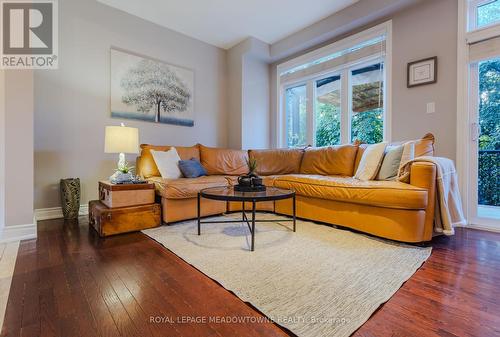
398;156;466;235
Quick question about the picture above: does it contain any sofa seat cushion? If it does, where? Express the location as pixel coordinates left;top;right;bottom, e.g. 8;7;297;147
149;176;228;199
273;174;428;210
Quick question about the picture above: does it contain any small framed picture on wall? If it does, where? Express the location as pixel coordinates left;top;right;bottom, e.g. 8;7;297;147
407;56;437;88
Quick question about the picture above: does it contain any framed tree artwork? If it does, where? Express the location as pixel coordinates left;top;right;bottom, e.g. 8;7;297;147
110;48;194;126
407;56;437;88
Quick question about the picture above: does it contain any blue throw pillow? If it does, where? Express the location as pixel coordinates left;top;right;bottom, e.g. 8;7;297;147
178;158;207;178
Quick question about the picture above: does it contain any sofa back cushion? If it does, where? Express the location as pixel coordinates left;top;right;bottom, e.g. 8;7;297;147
414;133;435;157
248;148;304;176
299;144;358;176
199;144;248;176
137;144;200;178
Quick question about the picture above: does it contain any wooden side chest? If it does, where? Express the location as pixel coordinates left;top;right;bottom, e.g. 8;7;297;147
99;181;155;208
88;200;161;237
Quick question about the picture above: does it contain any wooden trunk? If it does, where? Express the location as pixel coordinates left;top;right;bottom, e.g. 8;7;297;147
88;200;161;237
99;181;155;208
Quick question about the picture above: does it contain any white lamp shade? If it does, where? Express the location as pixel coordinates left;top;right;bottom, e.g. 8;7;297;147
104;125;139;154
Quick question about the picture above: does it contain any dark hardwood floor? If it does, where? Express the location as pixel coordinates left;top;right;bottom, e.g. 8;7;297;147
2;217;500;337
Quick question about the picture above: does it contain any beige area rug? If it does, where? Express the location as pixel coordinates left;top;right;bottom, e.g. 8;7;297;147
143;214;431;337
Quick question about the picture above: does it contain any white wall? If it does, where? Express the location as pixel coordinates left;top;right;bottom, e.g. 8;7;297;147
241;54;270;150
0;70;35;242
34;0;228;209
0;70;5;234
270;0;420;61
227;38;271;150
4;71;34;227
390;0;457;159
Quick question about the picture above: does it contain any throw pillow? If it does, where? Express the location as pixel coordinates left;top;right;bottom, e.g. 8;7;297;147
178;158;207;178
399;141;415;167
150;148;182;179
354;142;388;181
376;145;404;180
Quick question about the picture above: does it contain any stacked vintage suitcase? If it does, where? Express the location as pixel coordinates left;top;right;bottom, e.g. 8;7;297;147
88;181;161;237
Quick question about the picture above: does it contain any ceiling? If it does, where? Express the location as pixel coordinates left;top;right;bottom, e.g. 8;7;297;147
97;0;360;49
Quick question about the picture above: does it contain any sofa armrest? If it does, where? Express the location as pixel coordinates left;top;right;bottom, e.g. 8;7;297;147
409;162;437;241
409;162;436;189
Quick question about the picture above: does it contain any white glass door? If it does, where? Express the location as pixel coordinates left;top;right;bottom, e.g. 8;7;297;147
469;57;500;227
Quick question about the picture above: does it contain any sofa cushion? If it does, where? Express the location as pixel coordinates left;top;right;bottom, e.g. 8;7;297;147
376;145;404;181
354;142;388;181
248;148;304;176
178;158;207;178
274;174;427;210
138;144;200;178
150;148;182;179
414;133;435;157
149;175;228;199
299;144;358;176
199;144;248;176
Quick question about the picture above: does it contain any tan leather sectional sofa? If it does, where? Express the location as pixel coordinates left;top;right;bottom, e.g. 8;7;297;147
136;134;436;243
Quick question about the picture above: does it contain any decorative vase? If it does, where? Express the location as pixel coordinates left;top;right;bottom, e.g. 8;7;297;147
60;178;81;219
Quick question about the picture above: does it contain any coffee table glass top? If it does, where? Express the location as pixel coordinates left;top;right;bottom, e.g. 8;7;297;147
200;186;294;202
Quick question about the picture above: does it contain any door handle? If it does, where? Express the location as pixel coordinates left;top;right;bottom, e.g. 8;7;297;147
471;123;480;141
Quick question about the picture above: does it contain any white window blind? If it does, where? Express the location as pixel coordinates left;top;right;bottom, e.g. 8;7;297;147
280;40;386;84
469;35;500;62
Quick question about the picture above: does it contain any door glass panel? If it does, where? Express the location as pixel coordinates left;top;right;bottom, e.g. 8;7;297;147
350;63;384;144
477;0;500;28
285;84;307;148
315;75;341;146
477;58;499;214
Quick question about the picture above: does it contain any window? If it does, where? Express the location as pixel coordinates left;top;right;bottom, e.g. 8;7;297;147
350;63;384;144
469;0;500;31
277;22;391;148
315;75;341;146
285;85;307;148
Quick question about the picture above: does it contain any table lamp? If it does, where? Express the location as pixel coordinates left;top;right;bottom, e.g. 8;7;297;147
104;123;139;183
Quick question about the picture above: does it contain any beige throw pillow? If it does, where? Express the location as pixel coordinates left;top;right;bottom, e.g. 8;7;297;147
151;148;182;179
354;142;388;181
399;141;415;168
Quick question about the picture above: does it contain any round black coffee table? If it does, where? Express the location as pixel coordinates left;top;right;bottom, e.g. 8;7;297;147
197;186;296;251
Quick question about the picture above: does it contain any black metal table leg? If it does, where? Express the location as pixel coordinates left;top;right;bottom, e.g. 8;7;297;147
197;193;201;235
293;194;296;232
251;200;256;251
242;201;245;222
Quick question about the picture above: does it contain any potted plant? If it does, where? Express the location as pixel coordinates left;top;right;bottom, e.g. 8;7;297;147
110;162;135;183
235;158;264;191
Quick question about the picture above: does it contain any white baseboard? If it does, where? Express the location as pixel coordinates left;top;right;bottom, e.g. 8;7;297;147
0;223;37;243
457;223;500;233
35;204;89;222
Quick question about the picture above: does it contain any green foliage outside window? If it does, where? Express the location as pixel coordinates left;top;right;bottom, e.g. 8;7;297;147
478;59;499;206
351;108;384;144
315;102;340;146
314;106;384;146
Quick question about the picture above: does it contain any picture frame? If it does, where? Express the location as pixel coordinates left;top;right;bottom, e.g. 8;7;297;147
407;56;437;88
110;48;195;127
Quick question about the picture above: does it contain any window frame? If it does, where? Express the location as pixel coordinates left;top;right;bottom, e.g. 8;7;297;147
348;57;386;144
276;21;392;148
468;0;500;31
456;0;500;228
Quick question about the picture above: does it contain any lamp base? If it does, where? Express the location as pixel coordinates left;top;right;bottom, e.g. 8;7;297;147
117;152;126;170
